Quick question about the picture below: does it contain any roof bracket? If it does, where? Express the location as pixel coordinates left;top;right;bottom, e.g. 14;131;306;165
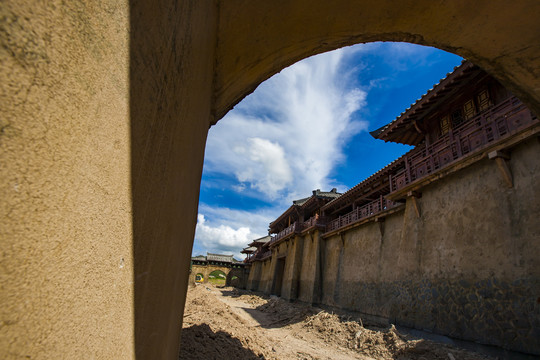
488;150;513;188
407;191;422;218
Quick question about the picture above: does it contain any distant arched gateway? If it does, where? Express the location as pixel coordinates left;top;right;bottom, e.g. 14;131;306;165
191;253;248;288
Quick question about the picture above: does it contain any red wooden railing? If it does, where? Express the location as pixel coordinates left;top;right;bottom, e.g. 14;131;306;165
269;221;298;245
390;96;537;192
302;215;327;230
326;196;398;233
255;250;272;260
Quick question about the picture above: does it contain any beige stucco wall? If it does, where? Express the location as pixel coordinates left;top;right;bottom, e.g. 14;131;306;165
214;0;540;120
318;137;540;353
1;1;134;359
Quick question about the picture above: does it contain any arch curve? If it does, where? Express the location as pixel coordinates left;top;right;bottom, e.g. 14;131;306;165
226;268;247;288
213;0;540;122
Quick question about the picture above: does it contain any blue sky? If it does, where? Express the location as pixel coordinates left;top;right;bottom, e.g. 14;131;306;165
193;42;462;259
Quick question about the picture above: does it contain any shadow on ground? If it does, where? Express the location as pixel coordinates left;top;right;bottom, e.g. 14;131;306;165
179;323;263;360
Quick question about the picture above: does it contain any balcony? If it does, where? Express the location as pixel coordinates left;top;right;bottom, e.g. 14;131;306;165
326;197;399;233
301;215;327;232
390;96;538;193
269;221;299;246
257;250;272;260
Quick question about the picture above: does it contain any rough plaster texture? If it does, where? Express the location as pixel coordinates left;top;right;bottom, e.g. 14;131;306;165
129;1;217;358
1;0;217;358
1;1;133;359
2;0;540;358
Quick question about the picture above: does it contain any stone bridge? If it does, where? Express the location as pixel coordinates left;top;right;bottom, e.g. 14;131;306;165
191;253;249;288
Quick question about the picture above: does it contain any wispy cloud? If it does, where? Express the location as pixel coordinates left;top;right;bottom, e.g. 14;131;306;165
204;47;368;203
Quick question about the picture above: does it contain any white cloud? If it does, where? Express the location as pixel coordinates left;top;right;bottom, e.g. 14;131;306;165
234;137;292;196
204;46;368;203
193;206;278;259
195;214;251;255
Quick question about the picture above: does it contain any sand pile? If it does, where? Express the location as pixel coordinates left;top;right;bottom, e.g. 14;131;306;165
180;285;492;360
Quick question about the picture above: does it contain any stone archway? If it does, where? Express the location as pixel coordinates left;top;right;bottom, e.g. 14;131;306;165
226;268;248;289
213;1;540;121
2;1;539;359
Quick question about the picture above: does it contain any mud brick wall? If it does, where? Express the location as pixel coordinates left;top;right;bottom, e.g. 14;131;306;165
319;137;540;354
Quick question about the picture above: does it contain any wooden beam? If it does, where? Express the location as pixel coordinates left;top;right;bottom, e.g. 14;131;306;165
407;191;421;218
488;150;513;188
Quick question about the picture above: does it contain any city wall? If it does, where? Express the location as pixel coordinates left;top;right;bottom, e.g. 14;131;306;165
250;137;540;354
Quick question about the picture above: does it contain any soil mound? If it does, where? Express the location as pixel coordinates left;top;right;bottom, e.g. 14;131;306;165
180;285;492;360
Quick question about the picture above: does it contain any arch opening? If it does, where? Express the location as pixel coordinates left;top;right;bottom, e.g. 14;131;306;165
208;270;227;286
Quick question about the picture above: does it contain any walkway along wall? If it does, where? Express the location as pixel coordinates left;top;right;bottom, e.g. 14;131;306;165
250;137;540;354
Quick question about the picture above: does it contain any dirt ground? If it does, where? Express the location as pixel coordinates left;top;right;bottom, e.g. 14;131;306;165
179;284;493;360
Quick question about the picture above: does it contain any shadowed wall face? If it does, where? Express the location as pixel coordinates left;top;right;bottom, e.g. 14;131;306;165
130;0;217;358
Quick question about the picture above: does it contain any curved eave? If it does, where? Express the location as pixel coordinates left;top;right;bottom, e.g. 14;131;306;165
371;60;476;145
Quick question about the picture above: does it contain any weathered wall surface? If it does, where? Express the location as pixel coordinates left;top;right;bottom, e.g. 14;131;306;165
0;1;134;359
129;1;217;358
247;261;262;290
298;231;322;304
318;137;540;354
260;259;273;293
281;236;304;301
256;137;540;353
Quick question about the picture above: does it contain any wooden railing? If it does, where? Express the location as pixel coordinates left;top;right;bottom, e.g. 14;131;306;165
302;215;327;230
255;250;272;260
326;196;398;233
269;221;299;245
390;96;537;192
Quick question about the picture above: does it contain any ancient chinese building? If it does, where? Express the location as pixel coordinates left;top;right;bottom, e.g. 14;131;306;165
245;61;540;354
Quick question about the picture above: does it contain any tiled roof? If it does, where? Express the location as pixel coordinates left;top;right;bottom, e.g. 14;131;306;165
191;255;207;261
241;247;257;253
322;154;406;212
207;253;234;263
248;235;271;246
370;60;478;145
270;189;342;230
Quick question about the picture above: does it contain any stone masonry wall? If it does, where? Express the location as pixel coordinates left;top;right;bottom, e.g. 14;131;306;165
254;137;539;354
